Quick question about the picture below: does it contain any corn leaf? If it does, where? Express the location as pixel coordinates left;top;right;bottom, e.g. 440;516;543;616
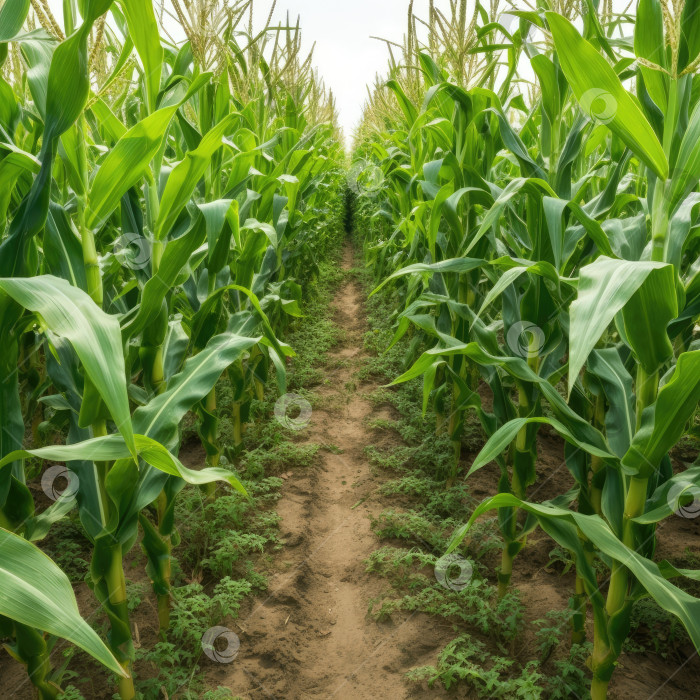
568;257;676;393
0;527;126;676
119;0;163;113
155;113;238;240
447;494;700;651
622;351;700;477
0;276;135;454
546;12;668;180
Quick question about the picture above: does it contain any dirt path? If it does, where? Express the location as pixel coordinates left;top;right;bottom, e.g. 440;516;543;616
216;244;453;699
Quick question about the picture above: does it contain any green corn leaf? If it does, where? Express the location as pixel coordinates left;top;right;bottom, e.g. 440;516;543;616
679;0;700;73
446;494;700;652
200;199;239;275
620;262;677;374
0;434;248;496
568;257;676;393
546;12;668;180
0;527;126;677
635;464;700;524
0;0;31;42
467;416;616;478
43;203;88;291
155;113;239;240
622;351;700;477
369;258;486;297
87;73;212;229
464;178;556;256
14;29;55;118
669;100;700;212
386;79;418;125
132;332;261;449
90;97;127;141
119;0;163;113
0;1;117;276
390;341;611;454
121;214;207;340
0;339;22;484
531;54;560;124
0;276;135;454
587;349;636;457
634;0;667;112
86;105;177;229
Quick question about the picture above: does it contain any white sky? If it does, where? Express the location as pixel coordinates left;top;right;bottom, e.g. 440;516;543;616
261;0;433;144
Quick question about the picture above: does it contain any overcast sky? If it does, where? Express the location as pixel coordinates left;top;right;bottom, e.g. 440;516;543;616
261;1;434;143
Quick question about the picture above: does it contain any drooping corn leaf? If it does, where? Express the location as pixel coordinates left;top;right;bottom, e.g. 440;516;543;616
0;434;247;496
132;332;261;449
391;341;612;455
446;494;700;652
466;416;616;478
0;276;135;453
0;527;126;676
635;464;700;524
370;258;486;297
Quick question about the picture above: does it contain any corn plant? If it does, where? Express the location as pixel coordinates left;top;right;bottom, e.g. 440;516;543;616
0;0;344;697
355;3;700;698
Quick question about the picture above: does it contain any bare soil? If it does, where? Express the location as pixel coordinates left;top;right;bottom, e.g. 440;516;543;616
211;245;457;699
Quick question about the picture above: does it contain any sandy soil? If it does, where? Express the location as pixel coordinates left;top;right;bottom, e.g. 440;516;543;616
210;245;458;699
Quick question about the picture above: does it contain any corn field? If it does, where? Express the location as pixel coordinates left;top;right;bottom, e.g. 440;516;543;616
0;0;699;698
